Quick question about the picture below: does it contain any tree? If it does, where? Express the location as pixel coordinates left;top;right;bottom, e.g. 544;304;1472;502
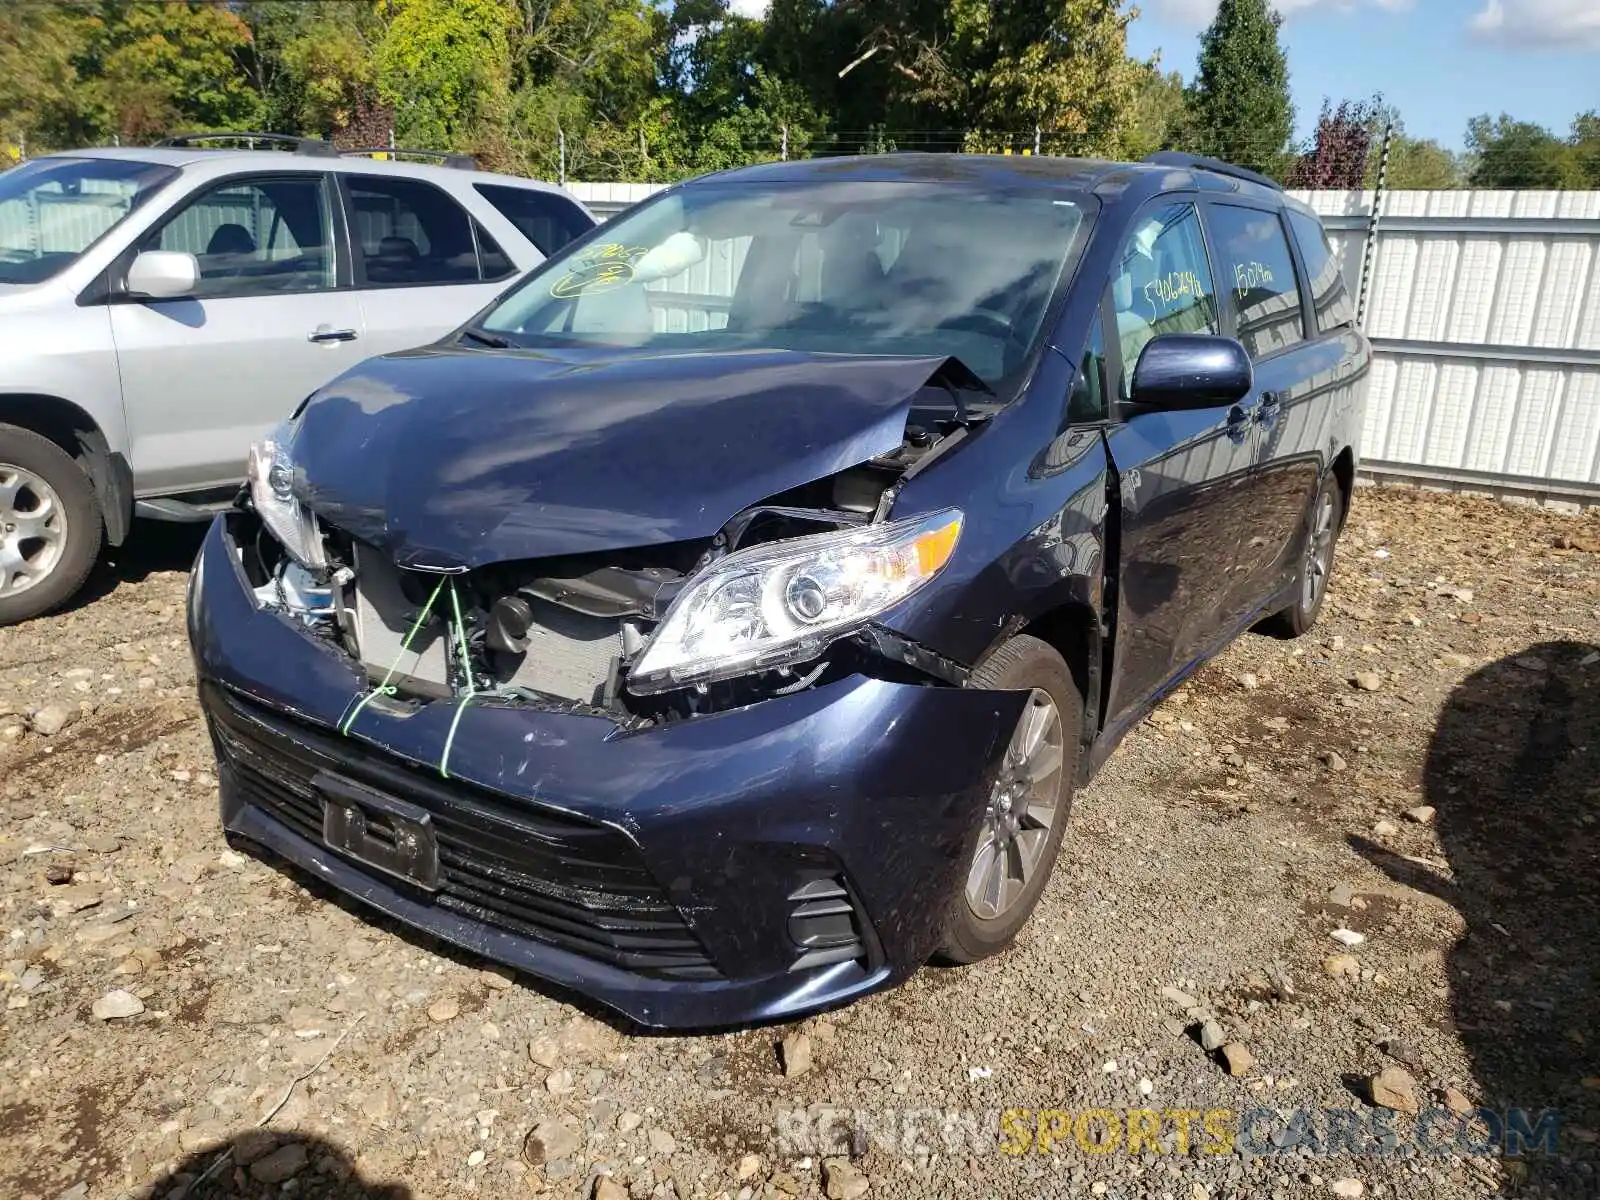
764;0;1138;157
240;1;388;142
376;0;515;155
1381;134;1462;190
1287;98;1378;190
1184;0;1293;178
1466;114;1578;189
1122;62;1187;160
1570;111;1600;188
83;1;267;142
0;4;97;152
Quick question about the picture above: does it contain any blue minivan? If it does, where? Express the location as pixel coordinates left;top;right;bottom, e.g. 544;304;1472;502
188;151;1368;1028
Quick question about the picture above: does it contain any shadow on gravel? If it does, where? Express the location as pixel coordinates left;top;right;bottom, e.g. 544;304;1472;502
69;518;209;612
143;1131;411;1198
1357;640;1598;1192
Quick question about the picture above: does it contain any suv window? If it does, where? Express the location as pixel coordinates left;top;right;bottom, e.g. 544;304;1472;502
473;184;591;258
145;175;335;298
345;176;485;286
1112;202;1218;399
1206;204;1304;357
1286;210;1354;333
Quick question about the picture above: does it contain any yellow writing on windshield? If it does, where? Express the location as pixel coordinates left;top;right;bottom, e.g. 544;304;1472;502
550;243;648;298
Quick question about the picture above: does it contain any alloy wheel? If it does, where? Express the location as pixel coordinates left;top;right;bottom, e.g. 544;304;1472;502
0;463;68;599
1302;490;1336;614
965;688;1066;921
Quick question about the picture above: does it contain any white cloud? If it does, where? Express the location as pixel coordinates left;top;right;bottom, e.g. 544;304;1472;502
726;0;768;16
1469;0;1600;48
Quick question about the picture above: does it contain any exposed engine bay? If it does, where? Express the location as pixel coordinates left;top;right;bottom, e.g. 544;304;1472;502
239;372;986;726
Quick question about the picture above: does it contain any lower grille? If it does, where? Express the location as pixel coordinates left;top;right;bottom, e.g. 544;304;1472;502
205;685;719;980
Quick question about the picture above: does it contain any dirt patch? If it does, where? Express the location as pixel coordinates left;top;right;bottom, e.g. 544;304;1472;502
1;489;1597;1199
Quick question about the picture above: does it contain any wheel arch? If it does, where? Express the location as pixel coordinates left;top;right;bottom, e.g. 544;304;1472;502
0;394;131;547
1331;445;1355;530
1010;599;1103;784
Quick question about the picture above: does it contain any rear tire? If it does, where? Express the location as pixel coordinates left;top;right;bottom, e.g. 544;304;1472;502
937;634;1082;965
1262;471;1343;639
0;424;102;627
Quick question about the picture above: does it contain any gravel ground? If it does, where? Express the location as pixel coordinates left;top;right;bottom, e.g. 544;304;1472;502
1;486;1597;1200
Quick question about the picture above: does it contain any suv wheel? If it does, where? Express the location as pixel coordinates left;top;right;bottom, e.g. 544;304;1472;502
0;425;102;626
937;634;1082;965
1262;472;1344;638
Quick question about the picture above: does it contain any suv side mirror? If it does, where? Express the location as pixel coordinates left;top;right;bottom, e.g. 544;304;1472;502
126;250;199;300
1127;334;1253;411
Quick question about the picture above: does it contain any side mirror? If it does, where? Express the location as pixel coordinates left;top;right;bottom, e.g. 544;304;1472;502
1128;333;1253;411
126;250;198;300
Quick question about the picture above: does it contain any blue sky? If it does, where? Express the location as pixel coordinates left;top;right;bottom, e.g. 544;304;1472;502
1127;0;1600;149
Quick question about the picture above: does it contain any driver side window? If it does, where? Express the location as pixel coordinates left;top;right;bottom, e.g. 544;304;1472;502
1112;203;1218;399
143;175;335;299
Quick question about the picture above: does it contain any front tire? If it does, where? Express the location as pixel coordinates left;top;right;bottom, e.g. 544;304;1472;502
937;634;1082;965
0;425;103;627
1262;472;1343;639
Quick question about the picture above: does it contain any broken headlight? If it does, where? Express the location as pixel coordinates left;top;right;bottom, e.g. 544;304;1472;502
247;422;327;571
628;508;962;694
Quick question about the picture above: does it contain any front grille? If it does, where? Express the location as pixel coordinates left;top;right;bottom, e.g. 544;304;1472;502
205;686;719;980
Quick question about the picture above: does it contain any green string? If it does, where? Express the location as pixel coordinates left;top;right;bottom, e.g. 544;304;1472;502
438;576;477;780
339;574;447;736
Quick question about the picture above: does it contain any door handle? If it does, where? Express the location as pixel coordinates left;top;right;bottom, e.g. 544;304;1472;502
1225;405;1251;444
308;326;358;344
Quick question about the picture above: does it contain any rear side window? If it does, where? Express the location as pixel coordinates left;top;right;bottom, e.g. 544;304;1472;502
1206;204;1304;357
345;176;484;286
473;184;592;258
474;219;517;281
1111;202;1219;399
1287;210;1354;333
145;175;336;298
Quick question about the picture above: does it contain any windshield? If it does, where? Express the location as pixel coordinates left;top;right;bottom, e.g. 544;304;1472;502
479;181;1092;387
0;157;178;285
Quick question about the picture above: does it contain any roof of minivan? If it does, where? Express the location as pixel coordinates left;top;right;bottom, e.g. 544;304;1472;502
50;145;575;195
694;152;1311;217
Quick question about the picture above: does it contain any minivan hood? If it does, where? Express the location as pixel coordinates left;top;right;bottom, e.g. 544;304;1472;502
291;346;960;569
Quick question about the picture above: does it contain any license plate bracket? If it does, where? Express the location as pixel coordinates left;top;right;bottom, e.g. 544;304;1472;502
317;771;441;891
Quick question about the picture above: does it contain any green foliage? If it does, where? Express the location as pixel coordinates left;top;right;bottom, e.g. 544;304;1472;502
376;0;515;154
1184;0;1293;178
1122;63;1187;160
0;4;97;152
2;0;1596;191
1381;135;1463;190
1467;113;1592;189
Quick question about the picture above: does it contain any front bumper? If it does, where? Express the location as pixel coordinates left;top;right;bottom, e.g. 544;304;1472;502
188;516;1025;1028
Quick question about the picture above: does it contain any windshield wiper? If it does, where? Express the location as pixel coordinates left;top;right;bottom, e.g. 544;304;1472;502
459;326;512;349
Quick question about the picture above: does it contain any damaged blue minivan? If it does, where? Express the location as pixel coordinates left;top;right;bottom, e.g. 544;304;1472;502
189;152;1368;1028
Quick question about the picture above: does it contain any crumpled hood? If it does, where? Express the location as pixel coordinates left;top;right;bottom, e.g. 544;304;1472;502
290;346;961;569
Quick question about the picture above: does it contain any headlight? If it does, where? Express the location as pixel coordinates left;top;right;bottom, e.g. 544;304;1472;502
248;423;327;571
628;508;963;694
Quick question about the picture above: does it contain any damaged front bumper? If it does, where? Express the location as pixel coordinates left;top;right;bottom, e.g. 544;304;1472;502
189;516;1026;1028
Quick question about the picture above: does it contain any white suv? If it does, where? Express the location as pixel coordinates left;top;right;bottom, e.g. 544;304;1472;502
0;133;595;624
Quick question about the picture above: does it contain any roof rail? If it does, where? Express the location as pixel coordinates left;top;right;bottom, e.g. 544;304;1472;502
1142;151;1283;192
339;147;479;170
155;132;339;158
